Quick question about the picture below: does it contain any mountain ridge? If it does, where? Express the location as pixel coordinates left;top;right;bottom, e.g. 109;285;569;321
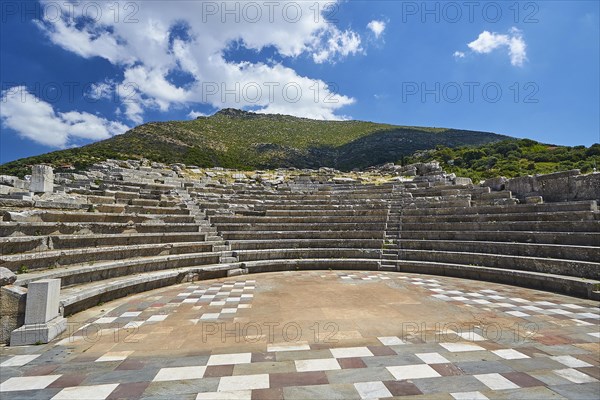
1;109;512;176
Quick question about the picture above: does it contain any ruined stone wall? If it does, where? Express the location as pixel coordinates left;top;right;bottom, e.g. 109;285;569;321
494;170;600;202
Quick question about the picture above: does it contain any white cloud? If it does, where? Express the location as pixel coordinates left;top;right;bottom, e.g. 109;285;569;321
34;0;366;122
453;51;465;59
188;110;208;119
1;86;129;148
86;80;115;101
466;28;527;66
367;20;386;39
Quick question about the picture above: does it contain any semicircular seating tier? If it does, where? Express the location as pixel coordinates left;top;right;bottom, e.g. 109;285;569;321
1;168;598;321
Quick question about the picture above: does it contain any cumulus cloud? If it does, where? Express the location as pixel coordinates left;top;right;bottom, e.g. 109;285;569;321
34;0;366;122
367;20;386;39
453;51;465;59
1;86;129;148
188;110;208;119
466;28;527;66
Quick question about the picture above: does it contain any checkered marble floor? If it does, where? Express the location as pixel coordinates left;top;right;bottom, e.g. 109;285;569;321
1;271;598;399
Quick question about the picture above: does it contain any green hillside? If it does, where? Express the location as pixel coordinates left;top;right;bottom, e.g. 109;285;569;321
404;139;600;182
0;109;511;177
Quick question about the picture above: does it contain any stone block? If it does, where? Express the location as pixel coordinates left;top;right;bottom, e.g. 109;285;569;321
30;165;54;193
482;176;507;191
1;286;27;344
454;177;473;186
526;196;544;204
24;279;61;324
0;267;17;286
10;279;66;346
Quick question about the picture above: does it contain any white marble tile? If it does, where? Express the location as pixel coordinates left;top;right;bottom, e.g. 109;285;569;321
386;364;441;380
571;319;593;326
200;313;220;320
587;332;600;338
354;381;392;399
208;352;251;366
267;343;311;352
451;296;468;301
51;383;119;399
416;352;449;364
535;301;556;306
221;308;237;314
0;354;40;367
183;298;198;303
561;304;584;310
480;290;497;293
95;317;117;324
330;347;373;358
521;306;543;312
506;311;530;318
95;351;133;362
439;342;485;352
577;313;600;319
153;366;206;381
378;336;405;346
0;375;61;392
432;294;450;300
196;390;251;400
553;368;598;383
472;299;491;305
146;315;168;322
546;309;573;315
492;349;529;360
474;373;519;390
217;374;269;391
512;298;530;304
120;311;141;318
238;304;252;309
295;358;340;372
550;355;592;368
451;330;485;341
488;295;505;300
210;301;226;306
451;391;489;400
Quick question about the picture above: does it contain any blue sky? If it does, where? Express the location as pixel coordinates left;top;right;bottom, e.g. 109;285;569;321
1;1;599;164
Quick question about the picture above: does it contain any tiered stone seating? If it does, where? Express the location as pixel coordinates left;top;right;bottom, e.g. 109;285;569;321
2;161;598;335
390;190;600;299
0;174;234;315
198;184;393;276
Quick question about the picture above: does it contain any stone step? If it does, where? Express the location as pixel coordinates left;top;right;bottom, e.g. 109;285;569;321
216;223;387;232
398;239;599;262
0;222;203;236
95;204;190;215
15;251;225;288
211;215;388;224
58;262;245;315
402;220;600;233
241;258;381;275
401;211;598;223
0;232;209;255
229;239;383;250
398;249;599;280
1;241;220;271
222;231;385;240
392;260;599;300
401;200;597;216
399;230;600;247
3;210;195;224
233;248;381;262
